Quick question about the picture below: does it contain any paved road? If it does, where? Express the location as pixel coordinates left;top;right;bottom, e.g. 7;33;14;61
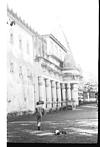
7;103;98;143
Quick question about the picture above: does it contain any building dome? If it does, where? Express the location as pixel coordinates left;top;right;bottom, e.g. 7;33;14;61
63;52;76;69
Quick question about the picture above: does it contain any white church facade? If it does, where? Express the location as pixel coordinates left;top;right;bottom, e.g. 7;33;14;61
7;7;82;114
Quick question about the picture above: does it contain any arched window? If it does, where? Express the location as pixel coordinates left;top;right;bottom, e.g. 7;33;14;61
10;62;14;73
10;33;13;44
19;36;22;50
19;39;22;49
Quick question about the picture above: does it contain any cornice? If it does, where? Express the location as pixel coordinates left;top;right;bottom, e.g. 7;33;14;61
49;54;63;63
49;34;67;53
35;56;63;71
7;7;35;34
42;34;67;53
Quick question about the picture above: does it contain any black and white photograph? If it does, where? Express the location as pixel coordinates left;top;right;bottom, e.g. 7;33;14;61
1;0;99;145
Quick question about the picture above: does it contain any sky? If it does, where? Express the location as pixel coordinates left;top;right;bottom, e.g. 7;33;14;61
7;0;98;83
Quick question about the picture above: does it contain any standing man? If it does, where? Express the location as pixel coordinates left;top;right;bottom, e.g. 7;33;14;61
35;101;45;130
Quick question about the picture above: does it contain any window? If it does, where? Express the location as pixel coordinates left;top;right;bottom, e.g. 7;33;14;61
42;42;45;57
27;68;33;82
38;39;42;56
42;41;47;57
34;36;38;48
27;68;30;78
10;33;13;44
19;38;22;49
19;66;23;78
27;69;31;78
10;62;14;73
26;41;29;54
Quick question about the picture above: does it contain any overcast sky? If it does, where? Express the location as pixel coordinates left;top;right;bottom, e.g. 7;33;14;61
7;0;98;83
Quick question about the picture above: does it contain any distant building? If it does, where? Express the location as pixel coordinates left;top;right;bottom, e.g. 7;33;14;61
7;7;82;114
82;82;98;102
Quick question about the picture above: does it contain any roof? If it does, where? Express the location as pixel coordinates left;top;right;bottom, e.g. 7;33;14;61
7;6;46;42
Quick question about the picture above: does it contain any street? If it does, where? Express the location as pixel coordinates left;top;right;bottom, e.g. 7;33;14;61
7;103;98;143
